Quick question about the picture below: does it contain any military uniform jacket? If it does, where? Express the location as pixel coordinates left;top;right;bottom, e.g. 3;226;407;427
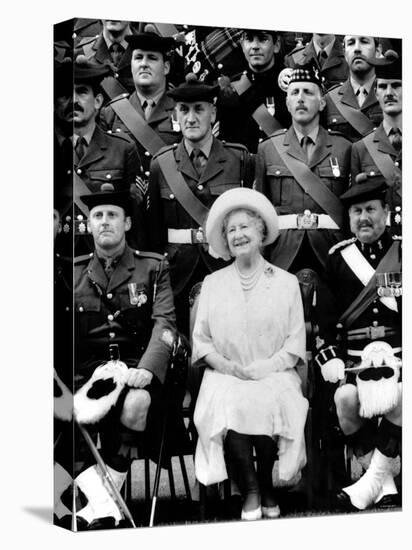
256;126;351;270
323;79;382;143
55;253;73;388
100;90;182;175
315;232;401;365
217;65;291;153
75;245;176;384
73;124;146;253
146;138;255;295
75;33;135;93
284;38;348;90
351;123;402;211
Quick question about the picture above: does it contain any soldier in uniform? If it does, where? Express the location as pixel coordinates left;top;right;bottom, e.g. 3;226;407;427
72;60;145;253
323;35;383;143
100;28;181;192
256;65;351;275
72;189;176;529
284;34;348;91
75;19;136;94
216;28;291;153
315;176;401;510
351;51;402;224
146;75;255;336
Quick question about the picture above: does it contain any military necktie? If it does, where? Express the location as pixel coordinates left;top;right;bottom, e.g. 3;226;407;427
142;99;154;120
356;86;368;107
74;136;87;162
191;148;207;177
390;128;402;152
109;43;125;66
104;258;115;280
318;49;328;68
301;135;313;162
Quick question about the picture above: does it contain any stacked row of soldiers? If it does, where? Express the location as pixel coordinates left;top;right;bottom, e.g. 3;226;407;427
54;20;402;529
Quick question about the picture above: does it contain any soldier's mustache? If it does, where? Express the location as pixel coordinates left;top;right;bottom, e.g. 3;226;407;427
73;103;84;112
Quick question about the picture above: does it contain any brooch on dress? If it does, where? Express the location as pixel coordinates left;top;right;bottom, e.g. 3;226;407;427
264;265;275;277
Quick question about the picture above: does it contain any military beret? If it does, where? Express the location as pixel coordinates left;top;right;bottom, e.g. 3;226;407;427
370;50;402;80
289;63;324;89
340;173;389;207
81;184;132;215
167;73;219;103
241;29;278;41
125;30;175;54
74;58;112;83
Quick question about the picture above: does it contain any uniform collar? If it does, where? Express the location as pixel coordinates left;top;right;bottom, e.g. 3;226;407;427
73;123;95;147
383;119;402;136
184;134;213;159
313;38;335;57
356;230;392;257
350;74;375;96
102;28;130;51
294;126;319;145
136;87;166;108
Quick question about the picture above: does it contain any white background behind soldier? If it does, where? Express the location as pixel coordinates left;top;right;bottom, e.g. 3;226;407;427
7;1;410;549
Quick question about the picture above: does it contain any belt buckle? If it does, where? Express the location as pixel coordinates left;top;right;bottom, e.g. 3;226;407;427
370;326;385;340
297;210;318;230
193;227;204;244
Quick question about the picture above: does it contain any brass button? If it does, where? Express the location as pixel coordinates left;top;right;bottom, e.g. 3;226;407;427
370;254;376;260
145;171;150;177
373;308;378;314
107;314;114;321
106;174;112;179
116;128;121;133
78;306;84;312
145;151;150;157
77;215;83;221
198;184;204;191
77;168;82;174
107;293;113;300
370;171;375;176
169;193;175;199
109;332;116;339
275;170;281;175
332;118;337;123
372;321;378;327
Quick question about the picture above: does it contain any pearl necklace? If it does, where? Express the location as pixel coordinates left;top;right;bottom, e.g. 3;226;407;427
235;257;264;291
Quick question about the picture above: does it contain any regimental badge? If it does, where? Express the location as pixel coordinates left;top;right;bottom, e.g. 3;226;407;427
63;223;70;234
79;222;86;233
161;329;175;348
330;156;340;178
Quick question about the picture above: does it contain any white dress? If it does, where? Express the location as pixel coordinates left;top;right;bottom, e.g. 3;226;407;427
192;261;308;485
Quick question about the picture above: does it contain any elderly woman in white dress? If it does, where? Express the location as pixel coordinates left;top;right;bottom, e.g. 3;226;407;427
192;188;308;521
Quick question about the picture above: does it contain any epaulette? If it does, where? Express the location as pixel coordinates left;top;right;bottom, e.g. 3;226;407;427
326;82;342;94
220;141;248;152
260;128;287;144
76;35;98;48
152;143;178;160
328;237;356;255
326;128;349;139
104;130;135;144
74;252;93;264
133;250;166;261
107;92;131;105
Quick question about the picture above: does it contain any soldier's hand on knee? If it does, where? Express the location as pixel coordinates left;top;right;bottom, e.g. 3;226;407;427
321;358;345;383
126;367;153;388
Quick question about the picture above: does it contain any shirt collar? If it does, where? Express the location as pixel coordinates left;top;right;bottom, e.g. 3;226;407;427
102;29;129;51
184;135;214;159
313;38;335;57
383;119;403;136
73;124;95;147
350;74;375;96
135;88;165;109
294;126;319;145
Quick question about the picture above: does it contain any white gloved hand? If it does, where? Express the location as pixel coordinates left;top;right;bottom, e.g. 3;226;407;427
278;68;293;92
321;358;345;383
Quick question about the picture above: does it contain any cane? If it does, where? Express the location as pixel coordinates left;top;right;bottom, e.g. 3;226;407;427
77;421;137;528
149;338;187;527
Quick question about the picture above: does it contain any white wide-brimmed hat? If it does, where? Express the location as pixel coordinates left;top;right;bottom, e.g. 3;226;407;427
206;188;279;260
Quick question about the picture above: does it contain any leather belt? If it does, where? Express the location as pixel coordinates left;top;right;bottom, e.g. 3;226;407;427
278;211;339;230
347;325;398;341
168;227;207;244
348;347;401;357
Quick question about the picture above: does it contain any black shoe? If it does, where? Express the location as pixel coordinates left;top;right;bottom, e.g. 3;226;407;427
374;494;400;509
56;514;90;531
87;516;118;530
335;490;359;512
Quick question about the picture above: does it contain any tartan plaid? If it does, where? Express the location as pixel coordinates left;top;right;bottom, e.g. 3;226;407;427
201;28;243;69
